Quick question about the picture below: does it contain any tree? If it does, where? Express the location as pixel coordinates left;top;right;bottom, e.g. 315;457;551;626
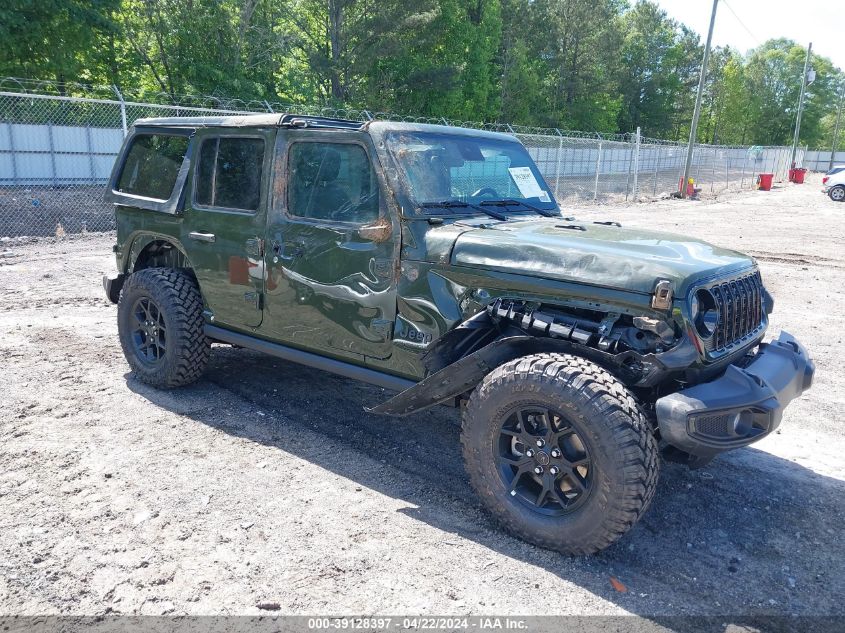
516;0;625;131
0;0;120;91
710;51;756;145
498;35;544;124
115;0;293;102
617;1;702;138
818;79;845;152
742;39;840;147
1;0;842;141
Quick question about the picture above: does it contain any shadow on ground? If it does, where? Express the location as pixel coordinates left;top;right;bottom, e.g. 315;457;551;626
128;345;845;627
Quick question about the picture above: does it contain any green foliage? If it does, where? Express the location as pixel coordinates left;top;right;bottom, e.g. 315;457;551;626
819;89;845;152
0;0;120;88
616;1;703;138
1;0;842;145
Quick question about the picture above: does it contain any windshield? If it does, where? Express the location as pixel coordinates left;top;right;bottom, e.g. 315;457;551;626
386;131;557;214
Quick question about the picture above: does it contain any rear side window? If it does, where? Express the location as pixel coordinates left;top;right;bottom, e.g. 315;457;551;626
195;137;265;211
826;167;844;176
116;134;189;201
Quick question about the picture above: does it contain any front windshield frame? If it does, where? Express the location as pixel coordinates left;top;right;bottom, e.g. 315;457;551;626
384;130;559;216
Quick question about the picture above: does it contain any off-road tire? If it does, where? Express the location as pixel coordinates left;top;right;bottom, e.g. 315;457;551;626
117;267;210;388
829;185;845;202
461;353;659;555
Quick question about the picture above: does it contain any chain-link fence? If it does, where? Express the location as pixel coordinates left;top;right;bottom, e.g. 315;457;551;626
519;132;798;207
803;150;845;172
0;81;801;238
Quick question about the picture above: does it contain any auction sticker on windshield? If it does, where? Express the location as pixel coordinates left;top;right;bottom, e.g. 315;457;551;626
508;166;550;201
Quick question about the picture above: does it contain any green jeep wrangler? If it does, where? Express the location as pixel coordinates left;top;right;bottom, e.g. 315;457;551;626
104;114;814;554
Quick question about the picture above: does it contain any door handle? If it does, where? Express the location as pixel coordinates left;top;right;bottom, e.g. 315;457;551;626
272;240;303;262
188;231;216;243
278;246;303;262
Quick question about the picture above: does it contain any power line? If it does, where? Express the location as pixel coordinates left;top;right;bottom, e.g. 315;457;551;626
720;0;762;48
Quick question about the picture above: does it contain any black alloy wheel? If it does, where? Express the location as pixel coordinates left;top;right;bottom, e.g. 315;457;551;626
496;406;593;516
130;296;167;364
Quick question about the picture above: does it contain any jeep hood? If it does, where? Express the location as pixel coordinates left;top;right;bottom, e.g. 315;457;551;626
449;219;754;295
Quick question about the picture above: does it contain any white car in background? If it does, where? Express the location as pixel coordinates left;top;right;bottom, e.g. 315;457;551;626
822;165;845;201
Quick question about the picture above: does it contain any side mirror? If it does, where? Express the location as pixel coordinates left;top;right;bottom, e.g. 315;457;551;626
357;217;392;243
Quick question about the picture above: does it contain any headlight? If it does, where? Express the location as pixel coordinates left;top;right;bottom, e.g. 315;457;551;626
692;288;719;338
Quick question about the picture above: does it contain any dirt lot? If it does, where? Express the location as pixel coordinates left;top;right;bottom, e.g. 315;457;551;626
1;172;843;621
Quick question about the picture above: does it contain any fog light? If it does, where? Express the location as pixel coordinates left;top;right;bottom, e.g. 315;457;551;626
731;410;754;436
726;412;741;434
690;409;759;440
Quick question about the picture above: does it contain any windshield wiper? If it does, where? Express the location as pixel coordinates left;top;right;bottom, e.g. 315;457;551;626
480;198;559;218
419;200;508;222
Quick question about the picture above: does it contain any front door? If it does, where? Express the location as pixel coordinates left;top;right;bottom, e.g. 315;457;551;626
181;128;274;329
261;131;398;360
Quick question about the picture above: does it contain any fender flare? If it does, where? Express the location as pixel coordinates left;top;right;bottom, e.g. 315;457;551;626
368;333;660;417
367;335;533;416
124;233;192;274
105;235;192;304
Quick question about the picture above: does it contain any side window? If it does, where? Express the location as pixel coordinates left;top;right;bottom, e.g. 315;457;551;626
116;134;189;201
288;142;378;223
195;137;265;211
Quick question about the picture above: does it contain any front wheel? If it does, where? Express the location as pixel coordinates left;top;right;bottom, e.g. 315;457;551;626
117;267;211;388
461;353;659;555
829;185;845;202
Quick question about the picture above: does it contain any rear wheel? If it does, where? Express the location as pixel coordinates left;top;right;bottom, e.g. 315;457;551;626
461;353;659;554
829;185;845;202
117;267;210;388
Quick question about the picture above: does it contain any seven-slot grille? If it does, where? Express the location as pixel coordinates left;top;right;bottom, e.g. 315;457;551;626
707;270;765;352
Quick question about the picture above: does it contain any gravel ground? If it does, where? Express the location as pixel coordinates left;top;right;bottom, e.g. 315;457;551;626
0;173;843;620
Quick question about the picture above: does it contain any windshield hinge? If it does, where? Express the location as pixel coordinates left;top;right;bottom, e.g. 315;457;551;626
555;224;586;231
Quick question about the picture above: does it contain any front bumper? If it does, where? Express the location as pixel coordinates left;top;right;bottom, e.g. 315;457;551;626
655;331;814;462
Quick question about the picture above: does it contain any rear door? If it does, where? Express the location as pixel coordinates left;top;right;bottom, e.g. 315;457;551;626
261;130;398;360
181;128;274;329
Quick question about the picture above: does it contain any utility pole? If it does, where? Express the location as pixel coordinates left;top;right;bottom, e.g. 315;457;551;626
789;42;813;169
681;0;718;198
829;82;844;171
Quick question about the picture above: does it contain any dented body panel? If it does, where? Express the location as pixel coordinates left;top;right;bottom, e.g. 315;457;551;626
448;219;753;295
106;115;813;464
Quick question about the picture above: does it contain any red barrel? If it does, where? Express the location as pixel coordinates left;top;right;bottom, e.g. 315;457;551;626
757;173;774;191
791;168;807;184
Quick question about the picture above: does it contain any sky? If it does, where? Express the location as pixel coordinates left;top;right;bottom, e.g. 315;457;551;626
652;0;844;71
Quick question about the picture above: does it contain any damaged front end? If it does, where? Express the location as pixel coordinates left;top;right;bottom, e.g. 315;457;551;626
480;298;693;386
370;296;698;416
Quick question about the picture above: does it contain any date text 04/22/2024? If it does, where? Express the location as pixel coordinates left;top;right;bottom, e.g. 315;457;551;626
306;617;528;630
